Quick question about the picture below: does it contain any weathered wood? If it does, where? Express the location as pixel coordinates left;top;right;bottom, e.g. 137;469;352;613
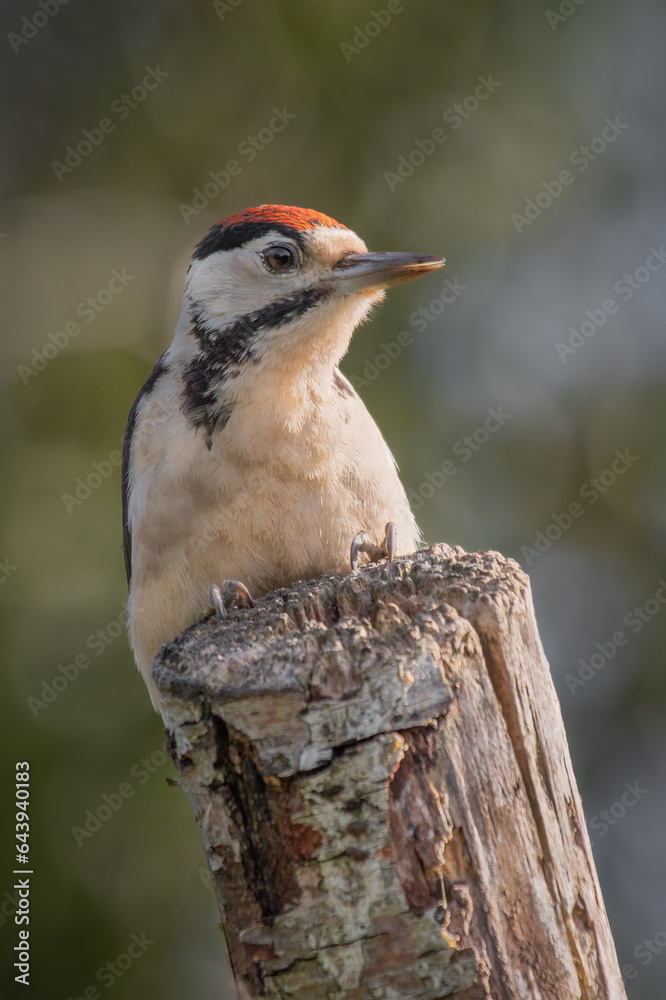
152;544;627;1000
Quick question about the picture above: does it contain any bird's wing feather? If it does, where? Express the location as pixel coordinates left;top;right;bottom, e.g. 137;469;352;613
122;355;169;587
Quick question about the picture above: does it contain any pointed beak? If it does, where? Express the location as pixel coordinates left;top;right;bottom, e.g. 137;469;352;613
333;251;445;293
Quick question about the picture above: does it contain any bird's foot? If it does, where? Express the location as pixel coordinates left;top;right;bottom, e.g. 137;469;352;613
350;522;397;571
207;580;255;621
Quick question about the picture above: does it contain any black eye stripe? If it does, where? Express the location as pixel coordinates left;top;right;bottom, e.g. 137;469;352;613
193;221;305;259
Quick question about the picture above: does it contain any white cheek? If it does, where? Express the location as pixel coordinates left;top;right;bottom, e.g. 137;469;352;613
187;251;314;322
186;252;260;317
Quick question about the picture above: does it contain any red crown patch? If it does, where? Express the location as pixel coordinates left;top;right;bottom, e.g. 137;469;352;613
218;205;347;232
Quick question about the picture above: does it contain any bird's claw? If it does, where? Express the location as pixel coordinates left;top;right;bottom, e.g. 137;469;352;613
350;532;370;570
384;521;397;562
350;522;397;571
207;580;254;621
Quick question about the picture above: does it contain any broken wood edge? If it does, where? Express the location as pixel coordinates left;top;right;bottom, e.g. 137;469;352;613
152;544;628;1000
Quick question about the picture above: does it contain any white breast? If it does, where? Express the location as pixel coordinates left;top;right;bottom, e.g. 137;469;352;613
127;365;418;705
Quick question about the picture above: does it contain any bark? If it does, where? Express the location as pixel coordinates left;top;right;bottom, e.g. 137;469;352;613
152;544;627;1000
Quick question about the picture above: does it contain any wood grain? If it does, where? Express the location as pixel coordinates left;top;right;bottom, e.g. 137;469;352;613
153;544;627;1000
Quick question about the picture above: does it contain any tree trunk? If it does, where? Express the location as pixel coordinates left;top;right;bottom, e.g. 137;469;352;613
152;544;627;1000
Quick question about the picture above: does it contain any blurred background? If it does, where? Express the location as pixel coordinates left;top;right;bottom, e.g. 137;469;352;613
1;0;665;996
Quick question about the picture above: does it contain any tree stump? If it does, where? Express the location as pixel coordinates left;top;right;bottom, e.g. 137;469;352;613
152;544;627;1000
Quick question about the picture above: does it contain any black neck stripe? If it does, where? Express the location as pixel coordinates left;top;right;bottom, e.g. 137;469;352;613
182;283;333;448
192;282;334;354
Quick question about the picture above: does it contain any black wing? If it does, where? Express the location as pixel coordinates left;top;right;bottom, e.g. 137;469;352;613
121;356;168;587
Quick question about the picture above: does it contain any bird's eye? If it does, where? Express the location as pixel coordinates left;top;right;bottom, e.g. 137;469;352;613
263;244;298;272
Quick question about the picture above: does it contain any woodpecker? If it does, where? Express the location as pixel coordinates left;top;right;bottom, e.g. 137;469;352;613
123;205;444;706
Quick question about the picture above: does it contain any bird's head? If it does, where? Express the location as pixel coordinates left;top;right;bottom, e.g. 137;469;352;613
180;205;444;378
